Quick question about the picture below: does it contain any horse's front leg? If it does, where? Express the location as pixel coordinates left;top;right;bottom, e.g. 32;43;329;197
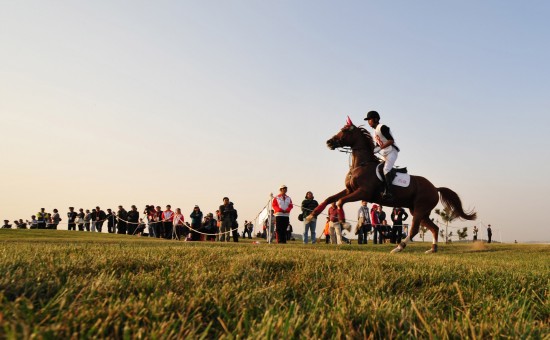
335;190;369;223
306;189;349;221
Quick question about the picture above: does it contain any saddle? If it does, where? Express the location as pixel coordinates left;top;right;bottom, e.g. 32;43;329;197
377;163;407;178
376;163;410;188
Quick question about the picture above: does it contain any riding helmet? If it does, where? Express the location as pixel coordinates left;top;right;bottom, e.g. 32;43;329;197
364;111;380;121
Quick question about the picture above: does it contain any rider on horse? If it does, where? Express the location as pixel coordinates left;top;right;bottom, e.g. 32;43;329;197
365;111;400;199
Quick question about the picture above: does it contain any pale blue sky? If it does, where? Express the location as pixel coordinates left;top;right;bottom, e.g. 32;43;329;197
1;1;549;242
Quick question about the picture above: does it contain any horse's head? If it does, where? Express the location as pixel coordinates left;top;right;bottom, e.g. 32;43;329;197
326;116;361;150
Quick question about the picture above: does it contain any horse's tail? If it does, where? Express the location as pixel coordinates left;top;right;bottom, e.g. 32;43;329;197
437;187;477;220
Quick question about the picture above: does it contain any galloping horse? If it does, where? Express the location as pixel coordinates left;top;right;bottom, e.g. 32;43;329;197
306;117;476;253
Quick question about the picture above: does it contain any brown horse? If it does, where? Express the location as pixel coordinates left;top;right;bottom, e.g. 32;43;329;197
306;118;476;253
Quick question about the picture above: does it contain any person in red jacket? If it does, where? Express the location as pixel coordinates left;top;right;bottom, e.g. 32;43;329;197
370;204;382;244
272;184;293;244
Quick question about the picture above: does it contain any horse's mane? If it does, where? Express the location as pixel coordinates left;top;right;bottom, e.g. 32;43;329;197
357;126;375;149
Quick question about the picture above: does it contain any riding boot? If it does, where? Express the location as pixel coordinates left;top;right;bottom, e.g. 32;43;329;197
383;173;393;199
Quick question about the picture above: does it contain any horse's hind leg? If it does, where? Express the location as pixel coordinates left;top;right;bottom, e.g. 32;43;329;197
421;218;439;254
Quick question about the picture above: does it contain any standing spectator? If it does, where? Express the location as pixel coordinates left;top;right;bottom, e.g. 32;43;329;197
487;224;493;243
370;204;381;244
189;205;203;241
356;200;371;245
248;222;254;239
144;205;156;237
50;209;61;230
244;221;253;239
28;215;38;229
153;206;163;238
328;202;343;245
84;209;92;232
390;207;408;244
219;197;237;242
106;209;117;234
302;191;319;244
473;225;479;241
36;208;47;229
323;217;331;244
92;207;106;233
162;205;174;239
172;208;185;240
272;185;293;244
127;205;140;235
76;209;85;231
67;207;77;231
203;213;218;241
116;206;128;234
2;220;12;229
240;221;251;239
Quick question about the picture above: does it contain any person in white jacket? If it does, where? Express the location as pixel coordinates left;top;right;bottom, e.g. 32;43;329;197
272;185;293;244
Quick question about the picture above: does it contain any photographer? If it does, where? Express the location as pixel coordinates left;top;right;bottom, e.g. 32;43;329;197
203;213;218;241
219;197;237;242
356;200;372;244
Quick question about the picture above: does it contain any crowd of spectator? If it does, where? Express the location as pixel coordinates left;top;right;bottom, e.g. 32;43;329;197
1;197;245;242
1;189;493;245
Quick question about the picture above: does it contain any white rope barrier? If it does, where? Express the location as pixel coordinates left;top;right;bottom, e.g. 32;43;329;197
112;215;240;237
10;210;241;238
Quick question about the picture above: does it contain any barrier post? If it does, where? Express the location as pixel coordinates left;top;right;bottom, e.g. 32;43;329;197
268;193;273;244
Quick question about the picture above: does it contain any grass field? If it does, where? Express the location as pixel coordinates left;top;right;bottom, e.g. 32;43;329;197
0;230;548;339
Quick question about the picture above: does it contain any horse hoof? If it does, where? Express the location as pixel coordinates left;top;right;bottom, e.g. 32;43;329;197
425;245;438;254
390;246;403;254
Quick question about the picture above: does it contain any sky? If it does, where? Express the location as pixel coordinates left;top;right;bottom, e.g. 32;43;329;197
1;1;549;243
